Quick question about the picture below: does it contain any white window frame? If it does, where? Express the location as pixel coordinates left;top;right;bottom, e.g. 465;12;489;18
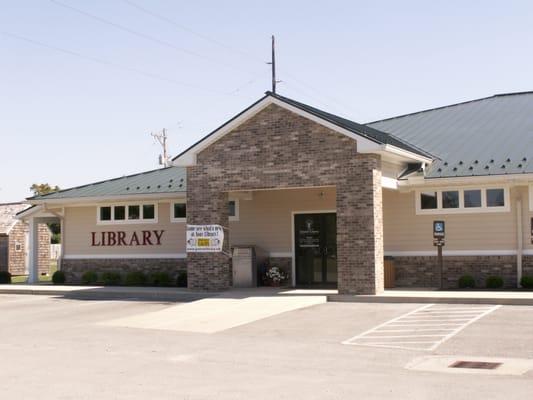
96;202;158;225
171;200;187;223
415;186;510;215
229;198;239;222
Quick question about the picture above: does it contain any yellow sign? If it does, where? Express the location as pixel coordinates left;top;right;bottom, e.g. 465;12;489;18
197;238;210;247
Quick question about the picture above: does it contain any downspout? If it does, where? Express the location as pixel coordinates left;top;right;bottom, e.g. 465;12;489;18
516;198;523;287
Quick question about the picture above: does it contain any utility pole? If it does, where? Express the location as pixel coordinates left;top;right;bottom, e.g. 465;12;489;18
266;35;279;94
151;128;169;167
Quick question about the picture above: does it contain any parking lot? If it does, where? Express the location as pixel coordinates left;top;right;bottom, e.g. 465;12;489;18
1;293;533;399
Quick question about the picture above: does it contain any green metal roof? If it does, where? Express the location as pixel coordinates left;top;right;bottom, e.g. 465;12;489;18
29;166;186;201
368;92;533;178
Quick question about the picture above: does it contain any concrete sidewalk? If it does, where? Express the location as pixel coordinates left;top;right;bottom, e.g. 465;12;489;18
329;289;533;305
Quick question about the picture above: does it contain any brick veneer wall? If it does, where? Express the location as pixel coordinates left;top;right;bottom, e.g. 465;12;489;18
392;255;518;288
187;103;384;294
8;221;50;275
521;255;533;278
61;258;187;283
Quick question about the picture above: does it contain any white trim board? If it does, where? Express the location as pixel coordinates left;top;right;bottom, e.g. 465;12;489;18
385;250;523;257
63;253;186;260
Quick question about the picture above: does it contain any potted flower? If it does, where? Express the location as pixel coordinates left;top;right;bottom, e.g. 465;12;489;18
264;265;287;287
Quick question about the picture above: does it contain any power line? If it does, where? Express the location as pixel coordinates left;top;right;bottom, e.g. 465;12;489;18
118;1;361;117
49;0;256;76
121;0;265;63
0;30;250;96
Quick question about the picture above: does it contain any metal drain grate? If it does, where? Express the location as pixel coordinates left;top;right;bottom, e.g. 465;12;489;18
449;361;502;370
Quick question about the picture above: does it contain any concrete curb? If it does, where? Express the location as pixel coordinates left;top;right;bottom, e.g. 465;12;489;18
328;294;533;306
0;286;217;302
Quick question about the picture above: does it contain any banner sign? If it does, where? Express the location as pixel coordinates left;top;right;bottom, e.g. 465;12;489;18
186;225;224;252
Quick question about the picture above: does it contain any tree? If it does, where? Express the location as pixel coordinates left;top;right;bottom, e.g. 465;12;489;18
29;183;61;243
30;183;60;196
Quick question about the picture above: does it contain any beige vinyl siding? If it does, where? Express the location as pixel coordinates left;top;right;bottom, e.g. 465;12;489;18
64;201;186;256
230;187;336;253
383;188;520;252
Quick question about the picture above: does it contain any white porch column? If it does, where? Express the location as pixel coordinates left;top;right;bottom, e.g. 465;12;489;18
27;217;39;284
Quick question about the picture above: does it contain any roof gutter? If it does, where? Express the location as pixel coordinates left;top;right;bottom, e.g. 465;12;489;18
359;143;433;164
27;192;186;206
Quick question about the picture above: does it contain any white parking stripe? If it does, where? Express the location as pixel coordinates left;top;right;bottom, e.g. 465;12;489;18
343;304;500;351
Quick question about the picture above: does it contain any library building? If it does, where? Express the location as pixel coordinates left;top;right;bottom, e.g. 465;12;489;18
18;91;533;294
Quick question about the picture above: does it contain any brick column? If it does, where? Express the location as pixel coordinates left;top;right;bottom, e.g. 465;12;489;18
336;154;384;295
186;167;231;291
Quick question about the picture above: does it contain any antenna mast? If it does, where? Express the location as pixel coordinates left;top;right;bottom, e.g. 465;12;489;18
266;35;280;94
271;35;276;94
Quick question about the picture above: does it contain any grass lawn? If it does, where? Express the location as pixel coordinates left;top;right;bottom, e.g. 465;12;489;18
11;260;57;284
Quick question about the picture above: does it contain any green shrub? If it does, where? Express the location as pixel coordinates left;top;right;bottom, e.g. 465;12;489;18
81;270;98;285
101;271;121;286
124;271;147;286
176;271;187;288
520;276;533;289
0;271;12;284
149;271;171;287
486;275;504;289
458;275;475;289
52;270;66;285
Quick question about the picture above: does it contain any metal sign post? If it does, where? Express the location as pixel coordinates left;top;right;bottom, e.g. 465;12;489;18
433;221;445;289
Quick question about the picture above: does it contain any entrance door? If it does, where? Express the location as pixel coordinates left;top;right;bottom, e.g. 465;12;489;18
294;213;337;286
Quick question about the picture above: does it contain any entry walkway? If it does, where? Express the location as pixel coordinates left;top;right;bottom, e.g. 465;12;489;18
103;289;327;333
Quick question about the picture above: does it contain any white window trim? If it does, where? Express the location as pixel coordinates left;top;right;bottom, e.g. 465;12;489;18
415;186;510;215
171;200;187;223
96;202;158;225
229;198;239;222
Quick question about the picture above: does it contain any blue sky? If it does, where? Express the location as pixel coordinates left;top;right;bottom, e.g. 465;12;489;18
1;0;532;202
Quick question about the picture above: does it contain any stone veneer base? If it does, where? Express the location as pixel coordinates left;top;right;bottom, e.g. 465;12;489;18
391;255;533;289
61;258;187;284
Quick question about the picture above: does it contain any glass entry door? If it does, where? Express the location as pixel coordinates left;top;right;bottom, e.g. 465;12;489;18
294;213;337;286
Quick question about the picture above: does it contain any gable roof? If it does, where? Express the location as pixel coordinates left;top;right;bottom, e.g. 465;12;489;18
28;166;186;202
0;203;28;234
172;92;433;165
368;91;533;179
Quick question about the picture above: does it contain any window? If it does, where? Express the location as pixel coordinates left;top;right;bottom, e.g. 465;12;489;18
100;206;112;221
416;187;508;214
171;201;186;222
114;206;126;220
486;188;505;207
97;203;158;224
143;204;155;220
128;205;140;220
229;199;239;221
464;189;481;208
420;192;437;209
442;191;459;209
